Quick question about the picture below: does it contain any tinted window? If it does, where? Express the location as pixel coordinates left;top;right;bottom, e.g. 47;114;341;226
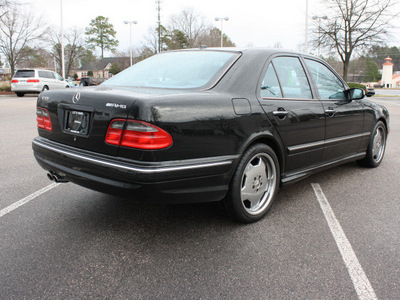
39;71;55;79
261;64;282;98
272;57;312;99
14;70;35;78
305;59;345;100
102;51;240;89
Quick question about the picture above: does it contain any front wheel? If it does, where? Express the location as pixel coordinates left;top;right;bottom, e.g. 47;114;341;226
224;144;280;223
358;121;387;168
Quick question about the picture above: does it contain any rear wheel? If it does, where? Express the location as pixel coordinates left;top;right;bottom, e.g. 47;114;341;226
224;144;280;223
358;121;387;168
16;93;24;97
42;86;49;91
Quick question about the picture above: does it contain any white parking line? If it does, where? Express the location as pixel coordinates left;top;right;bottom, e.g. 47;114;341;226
0;183;59;218
311;183;378;300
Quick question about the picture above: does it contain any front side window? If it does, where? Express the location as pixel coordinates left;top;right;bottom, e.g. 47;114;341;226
260;64;282;98
102;51;240;89
54;73;63;81
272;57;313;99
305;59;345;100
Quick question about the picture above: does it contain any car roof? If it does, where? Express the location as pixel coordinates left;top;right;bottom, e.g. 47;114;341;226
169;47;318;59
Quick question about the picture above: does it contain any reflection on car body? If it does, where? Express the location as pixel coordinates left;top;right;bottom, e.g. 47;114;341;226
32;48;389;223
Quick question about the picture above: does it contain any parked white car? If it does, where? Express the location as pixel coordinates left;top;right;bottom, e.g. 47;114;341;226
11;69;69;97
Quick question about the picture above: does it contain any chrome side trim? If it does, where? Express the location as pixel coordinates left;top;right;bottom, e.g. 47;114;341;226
288;140;325;152
288;132;371;153
33;139;234;174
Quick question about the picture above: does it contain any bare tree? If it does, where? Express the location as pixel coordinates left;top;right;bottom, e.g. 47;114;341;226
197;26;235;47
0;0;11;20
143;26;162;53
140;9;236;54
314;0;396;81
49;28;86;77
0;3;47;75
169;8;207;48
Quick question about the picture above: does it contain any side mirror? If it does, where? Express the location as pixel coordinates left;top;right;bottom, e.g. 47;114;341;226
346;88;365;101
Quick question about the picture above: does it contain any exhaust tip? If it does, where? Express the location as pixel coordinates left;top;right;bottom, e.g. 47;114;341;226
47;172;69;183
47;173;54;181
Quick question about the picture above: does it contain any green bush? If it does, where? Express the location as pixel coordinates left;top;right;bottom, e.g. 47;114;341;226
347;82;366;91
0;85;11;92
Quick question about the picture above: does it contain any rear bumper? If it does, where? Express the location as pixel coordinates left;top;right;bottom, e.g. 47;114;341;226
11;84;41;93
32;136;237;203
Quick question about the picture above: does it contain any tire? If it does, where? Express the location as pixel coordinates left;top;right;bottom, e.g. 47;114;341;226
224;144;280;223
42;86;49;91
16;93;24;97
357;121;387;168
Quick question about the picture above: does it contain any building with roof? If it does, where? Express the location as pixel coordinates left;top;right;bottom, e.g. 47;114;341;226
73;57;130;79
381;56;400;88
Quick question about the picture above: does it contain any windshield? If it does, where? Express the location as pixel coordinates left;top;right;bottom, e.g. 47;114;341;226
102;51;239;89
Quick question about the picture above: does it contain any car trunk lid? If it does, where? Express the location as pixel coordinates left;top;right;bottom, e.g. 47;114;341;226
37;87;137;156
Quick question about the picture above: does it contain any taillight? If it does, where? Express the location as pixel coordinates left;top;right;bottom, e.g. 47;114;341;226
105;119;125;146
11;79;18;83
36;108;53;131
105;119;173;149
27;79;40;83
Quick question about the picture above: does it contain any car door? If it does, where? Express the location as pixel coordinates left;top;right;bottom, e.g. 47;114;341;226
47;71;58;89
259;56;326;174
39;71;54;89
54;72;66;89
304;58;364;162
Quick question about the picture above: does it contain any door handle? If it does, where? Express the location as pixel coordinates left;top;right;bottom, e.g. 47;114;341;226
325;107;336;116
272;109;288;117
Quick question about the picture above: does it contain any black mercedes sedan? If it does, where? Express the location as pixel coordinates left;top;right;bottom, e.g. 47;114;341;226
33;48;389;223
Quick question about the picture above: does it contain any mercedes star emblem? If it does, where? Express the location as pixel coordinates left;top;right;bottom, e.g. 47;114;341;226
72;92;81;104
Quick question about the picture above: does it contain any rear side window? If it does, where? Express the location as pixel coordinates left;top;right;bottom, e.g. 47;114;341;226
272;57;313;99
261;64;282;98
305;59;345;100
14;70;35;78
38;71;55;79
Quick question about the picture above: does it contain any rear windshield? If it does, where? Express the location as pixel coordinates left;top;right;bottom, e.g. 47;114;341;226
14;70;35;78
102;51;240;89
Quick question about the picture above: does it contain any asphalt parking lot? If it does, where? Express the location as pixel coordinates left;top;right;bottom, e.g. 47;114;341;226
1;94;399;299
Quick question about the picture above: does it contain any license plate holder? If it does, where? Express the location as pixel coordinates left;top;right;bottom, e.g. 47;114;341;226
64;110;90;135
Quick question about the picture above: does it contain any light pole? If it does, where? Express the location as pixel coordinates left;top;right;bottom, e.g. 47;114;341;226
214;17;229;47
60;0;65;79
305;0;309;53
312;15;328;56
124;20;137;66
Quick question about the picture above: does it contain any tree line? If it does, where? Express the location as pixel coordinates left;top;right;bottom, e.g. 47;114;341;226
0;0;398;81
0;2;234;78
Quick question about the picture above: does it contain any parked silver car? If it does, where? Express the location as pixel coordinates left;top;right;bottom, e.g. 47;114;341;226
11;69;69;97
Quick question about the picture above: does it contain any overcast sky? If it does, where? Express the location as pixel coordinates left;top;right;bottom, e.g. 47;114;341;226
26;0;400;55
